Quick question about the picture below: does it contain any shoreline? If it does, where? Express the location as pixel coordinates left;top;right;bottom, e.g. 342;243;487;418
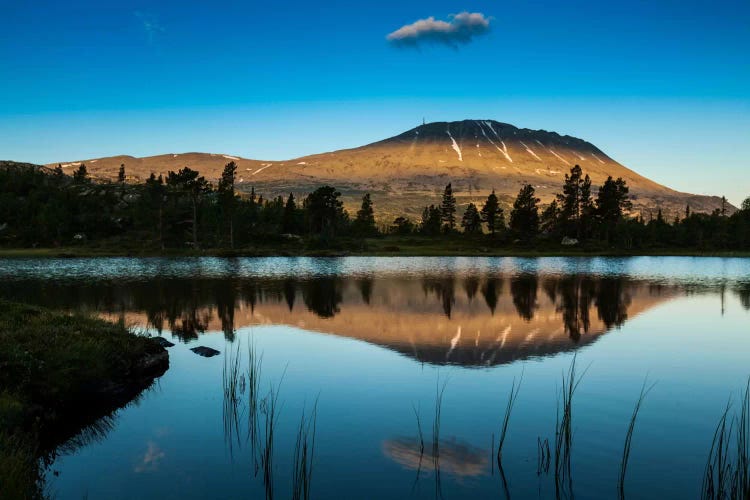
0;301;169;498
1;247;749;259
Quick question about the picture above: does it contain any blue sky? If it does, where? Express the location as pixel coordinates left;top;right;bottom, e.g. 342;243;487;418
1;0;748;204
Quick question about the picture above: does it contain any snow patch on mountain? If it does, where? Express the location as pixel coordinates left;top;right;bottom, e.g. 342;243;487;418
252;163;273;176
549;150;570;166
591;153;605;164
519;141;542;161
446;127;462;162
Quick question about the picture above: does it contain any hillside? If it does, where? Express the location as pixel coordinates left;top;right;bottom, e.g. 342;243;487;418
45;120;729;221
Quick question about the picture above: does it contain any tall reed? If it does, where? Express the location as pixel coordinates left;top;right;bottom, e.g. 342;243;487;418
222;340;243;457
497;370;523;468
261;381;281;500
554;355;588;496
247;339;264;475
702;377;750;499
292;400;318;500
618;377;656;499
432;377;448;500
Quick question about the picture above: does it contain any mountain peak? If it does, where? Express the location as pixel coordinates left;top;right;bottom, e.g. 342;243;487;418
45;119;728;220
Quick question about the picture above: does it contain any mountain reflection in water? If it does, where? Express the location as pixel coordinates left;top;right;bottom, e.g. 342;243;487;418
3;271;747;367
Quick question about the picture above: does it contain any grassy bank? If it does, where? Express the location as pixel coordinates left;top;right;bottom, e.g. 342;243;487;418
1;236;749;259
0;301;168;498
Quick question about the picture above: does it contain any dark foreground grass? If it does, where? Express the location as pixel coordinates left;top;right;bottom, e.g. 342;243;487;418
0;301;168;498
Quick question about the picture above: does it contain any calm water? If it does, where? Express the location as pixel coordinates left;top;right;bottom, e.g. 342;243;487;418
1;256;749;499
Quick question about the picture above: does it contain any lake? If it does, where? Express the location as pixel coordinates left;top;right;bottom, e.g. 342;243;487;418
1;256;749;499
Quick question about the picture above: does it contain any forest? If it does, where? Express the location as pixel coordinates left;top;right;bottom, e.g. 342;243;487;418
0;161;748;253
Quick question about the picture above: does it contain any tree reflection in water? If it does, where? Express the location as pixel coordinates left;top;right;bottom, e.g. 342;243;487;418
0;271;741;367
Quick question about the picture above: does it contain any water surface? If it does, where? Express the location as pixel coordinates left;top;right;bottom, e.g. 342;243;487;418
1;256;748;499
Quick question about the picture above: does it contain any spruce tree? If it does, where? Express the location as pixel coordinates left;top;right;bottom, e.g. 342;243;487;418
420;205;442;236
557;165;593;239
540;200;560;235
217;162;237;248
282;193;298;233
595;176;631;243
480;190;504;237
166;167;211;248
303;186;346;237
118;164;126;183
461;203;482;234
390;216;413;235
354;193;377;236
145;173;166;249
510;184;540;241
73;164;88;183
441;183;457;232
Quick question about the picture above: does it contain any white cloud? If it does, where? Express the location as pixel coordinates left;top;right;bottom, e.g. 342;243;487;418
387;12;491;47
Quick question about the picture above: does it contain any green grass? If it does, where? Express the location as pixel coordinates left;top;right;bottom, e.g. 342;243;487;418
0;300;168;498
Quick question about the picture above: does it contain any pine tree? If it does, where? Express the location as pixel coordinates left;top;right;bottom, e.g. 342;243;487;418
510;184;540;241
685;204;691;220
166;167;211;248
480;190;504;237
53;164;64;178
420;205;442;236
73;164;88;183
217;162;237;248
353;193;377;236
557;165;593;239
541;200;560;234
145;173;166;249
441;183;457;232
461;203;482;234
595;176;632;243
390;216;413;235
303;186;346;237
118;164;126;183
282;193;298;233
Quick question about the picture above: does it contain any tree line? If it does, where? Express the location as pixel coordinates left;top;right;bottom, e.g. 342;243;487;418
0;161;748;251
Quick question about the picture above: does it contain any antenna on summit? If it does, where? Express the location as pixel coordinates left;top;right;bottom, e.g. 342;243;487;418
422;117;425;126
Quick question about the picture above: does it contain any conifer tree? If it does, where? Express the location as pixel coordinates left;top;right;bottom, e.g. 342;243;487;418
166;167;211;248
303;186;346;237
390;216;413;235
441;183;457;232
540;199;560;235
353;193;377;236
420;205;442;236
118;164;126;183
480;190;504;237
557;165;593;239
145;173;166;249
461;203;482;234
510;184;540;241
217;162;237;248
595;176;632;243
282;193;298;233
73;164;88;183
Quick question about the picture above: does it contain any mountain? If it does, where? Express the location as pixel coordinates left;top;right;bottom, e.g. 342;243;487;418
46;120;729;221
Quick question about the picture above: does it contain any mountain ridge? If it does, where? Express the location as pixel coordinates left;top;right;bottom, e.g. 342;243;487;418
43;119;730;221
